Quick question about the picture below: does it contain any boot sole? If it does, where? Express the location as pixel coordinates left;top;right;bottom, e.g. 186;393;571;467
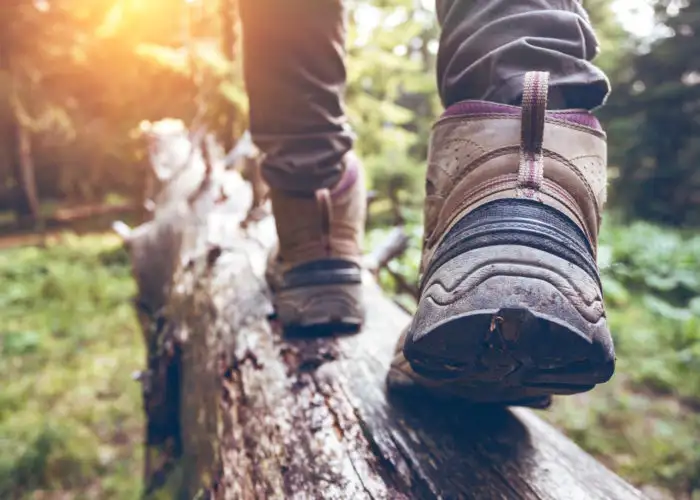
404;245;615;403
274;282;365;332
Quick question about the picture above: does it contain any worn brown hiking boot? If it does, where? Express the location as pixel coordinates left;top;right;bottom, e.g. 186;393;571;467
266;152;366;331
389;71;615;404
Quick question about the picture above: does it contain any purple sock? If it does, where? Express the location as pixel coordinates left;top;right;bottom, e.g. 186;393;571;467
441;100;602;131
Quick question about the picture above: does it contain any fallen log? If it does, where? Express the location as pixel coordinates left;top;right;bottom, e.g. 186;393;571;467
122;121;645;499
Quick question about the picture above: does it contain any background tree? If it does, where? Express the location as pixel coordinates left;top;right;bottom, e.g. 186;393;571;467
603;0;700;225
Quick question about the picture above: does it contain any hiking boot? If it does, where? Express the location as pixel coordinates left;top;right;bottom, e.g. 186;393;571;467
266;152;366;331
389;71;615;404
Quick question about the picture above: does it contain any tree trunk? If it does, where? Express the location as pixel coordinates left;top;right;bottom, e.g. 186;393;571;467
10;114;42;227
122;122;645;500
0;46;41;226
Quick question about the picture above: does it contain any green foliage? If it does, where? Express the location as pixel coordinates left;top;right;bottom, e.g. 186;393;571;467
0;235;143;498
600;221;700;306
598;221;700;403
602;0;700;225
346;0;440;212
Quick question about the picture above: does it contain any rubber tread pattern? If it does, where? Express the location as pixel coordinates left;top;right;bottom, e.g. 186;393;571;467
422;199;599;292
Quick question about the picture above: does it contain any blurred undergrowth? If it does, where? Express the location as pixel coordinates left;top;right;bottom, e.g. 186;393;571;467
0;235;143;499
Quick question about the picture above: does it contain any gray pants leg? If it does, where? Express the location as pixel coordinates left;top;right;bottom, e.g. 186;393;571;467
436;0;609;108
240;0;352;194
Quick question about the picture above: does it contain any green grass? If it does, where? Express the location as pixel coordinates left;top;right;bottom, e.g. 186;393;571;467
0;234;143;499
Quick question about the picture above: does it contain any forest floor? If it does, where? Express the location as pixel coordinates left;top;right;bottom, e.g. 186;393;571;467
2;224;700;499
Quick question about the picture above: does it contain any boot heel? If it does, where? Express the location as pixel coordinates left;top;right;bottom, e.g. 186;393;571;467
406;202;616;402
275;282;364;331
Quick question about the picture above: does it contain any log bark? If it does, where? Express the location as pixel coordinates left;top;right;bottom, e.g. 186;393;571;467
124;123;645;500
